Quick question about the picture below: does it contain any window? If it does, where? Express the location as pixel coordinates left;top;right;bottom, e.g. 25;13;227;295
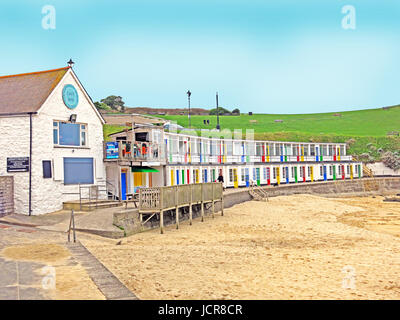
338;166;341;175
241;168;245;182
347;165;350;174
42;160;52;178
291;167;295;177
63;158;94;185
308;166;311;177
229;169;234;182
329;166;333;175
320;166;323;176
355;165;358;174
263;167;267;180
300;168;303;178
273;167;276;179
53;121;88;147
310;145;315;156
282;167;286;179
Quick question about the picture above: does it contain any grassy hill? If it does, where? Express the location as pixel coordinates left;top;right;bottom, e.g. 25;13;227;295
159;106;400;137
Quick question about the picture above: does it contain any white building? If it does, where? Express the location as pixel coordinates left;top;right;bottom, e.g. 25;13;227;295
0;66;106;215
104;125;363;199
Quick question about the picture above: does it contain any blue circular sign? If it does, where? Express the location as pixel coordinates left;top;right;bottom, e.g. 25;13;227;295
62;84;79;109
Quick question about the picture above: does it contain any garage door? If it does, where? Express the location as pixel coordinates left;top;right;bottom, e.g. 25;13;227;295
64;158;94;185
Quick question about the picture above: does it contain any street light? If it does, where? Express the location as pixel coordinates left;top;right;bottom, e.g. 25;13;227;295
216;92;220;131
187;90;191;128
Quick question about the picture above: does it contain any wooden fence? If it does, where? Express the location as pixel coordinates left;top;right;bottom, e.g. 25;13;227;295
139;182;224;234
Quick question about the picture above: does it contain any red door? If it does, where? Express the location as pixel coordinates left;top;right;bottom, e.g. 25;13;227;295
267;168;271;185
297;146;300;162
342;165;345;180
187;169;190;183
303;166;306;182
333;147;337;161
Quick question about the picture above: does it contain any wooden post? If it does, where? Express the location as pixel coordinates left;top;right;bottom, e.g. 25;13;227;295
189;184;193;225
160;187;164;234
211;183;215;218
160;210;164;234
175;185;179;229
221;183;224;216
201;183;204;222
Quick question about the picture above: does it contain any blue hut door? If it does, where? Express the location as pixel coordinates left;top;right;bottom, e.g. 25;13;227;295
121;171;127;200
316;147;319;162
323;165;327;181
286;167;289;184
245;168;250;187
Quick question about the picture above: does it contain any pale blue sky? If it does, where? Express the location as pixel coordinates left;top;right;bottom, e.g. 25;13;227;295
1;0;399;113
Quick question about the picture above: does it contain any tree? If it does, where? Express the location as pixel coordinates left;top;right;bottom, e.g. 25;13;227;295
232;108;240;115
209;107;231;115
100;95;126;112
94;101;111;110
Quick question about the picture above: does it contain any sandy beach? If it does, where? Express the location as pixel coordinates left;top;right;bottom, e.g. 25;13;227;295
80;194;400;300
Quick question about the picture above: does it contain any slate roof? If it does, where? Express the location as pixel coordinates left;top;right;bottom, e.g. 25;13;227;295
0;67;70;115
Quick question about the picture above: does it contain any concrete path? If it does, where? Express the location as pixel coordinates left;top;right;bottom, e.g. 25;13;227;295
67;242;138;300
0;223;137;300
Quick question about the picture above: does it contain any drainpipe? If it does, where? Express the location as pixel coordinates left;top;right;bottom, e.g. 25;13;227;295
28;112;33;216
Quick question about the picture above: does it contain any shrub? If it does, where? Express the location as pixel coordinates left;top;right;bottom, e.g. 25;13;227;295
382;151;400;170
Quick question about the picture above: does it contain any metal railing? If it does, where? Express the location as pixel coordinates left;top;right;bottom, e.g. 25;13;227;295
104;141;163;161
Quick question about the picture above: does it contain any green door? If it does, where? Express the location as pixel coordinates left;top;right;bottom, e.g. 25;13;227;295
333;166;336;180
358;164;361;178
294;167;298;183
256;168;260;186
182;170;185;184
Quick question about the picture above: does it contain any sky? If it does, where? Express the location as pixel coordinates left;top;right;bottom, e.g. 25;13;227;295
1;0;400;114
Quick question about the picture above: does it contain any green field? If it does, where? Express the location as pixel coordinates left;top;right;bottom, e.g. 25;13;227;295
159;106;400;137
103;106;400;161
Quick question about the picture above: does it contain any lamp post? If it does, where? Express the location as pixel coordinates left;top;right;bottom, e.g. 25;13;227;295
216;92;220;131
187;90;191;128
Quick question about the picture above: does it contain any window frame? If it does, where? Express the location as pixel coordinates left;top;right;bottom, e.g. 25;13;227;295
53;120;88;147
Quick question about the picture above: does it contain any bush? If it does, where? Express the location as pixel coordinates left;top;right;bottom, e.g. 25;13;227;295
382;151;400;170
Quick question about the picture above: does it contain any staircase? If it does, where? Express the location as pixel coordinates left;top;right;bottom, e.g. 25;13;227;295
363;164;374;177
249;181;269;202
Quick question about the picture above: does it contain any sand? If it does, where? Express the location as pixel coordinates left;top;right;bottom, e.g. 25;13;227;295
80;194;400;300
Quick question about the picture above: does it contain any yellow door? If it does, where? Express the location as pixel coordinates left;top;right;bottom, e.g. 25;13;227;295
277;167;280;185
233;168;238;188
350;165;353;179
267;145;270;162
195;169;199;183
338;147;341;161
310;166;314;182
170;169;174;185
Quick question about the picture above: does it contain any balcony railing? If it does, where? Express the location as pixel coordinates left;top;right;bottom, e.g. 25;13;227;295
104;141;353;164
104;141;164;162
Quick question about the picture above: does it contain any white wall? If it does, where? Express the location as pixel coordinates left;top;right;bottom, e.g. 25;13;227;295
0;70;106;215
367;162;400;176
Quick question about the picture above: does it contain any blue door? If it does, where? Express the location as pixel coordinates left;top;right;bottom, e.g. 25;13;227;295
316;147;319;162
176;170;180;184
286;167;289;184
121;172;127;200
280;145;283;162
204;169;208;182
245;168;250;187
323;166;327;181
